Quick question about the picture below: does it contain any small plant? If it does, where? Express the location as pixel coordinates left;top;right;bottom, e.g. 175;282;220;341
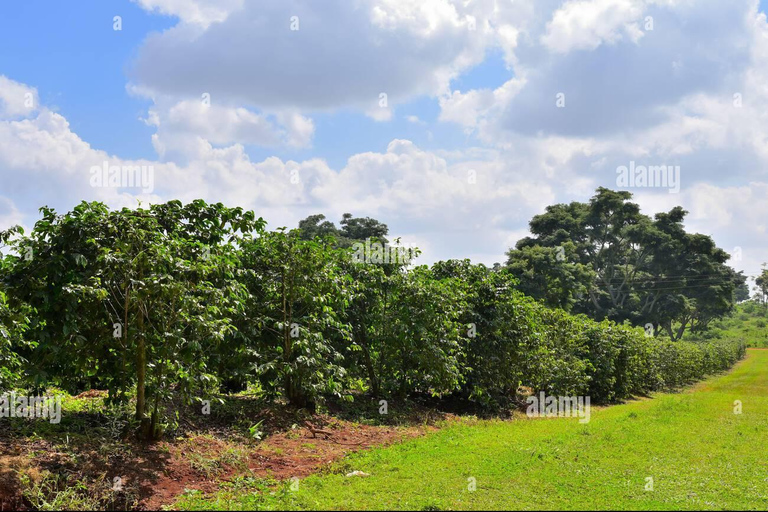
219;447;248;471
248;419;265;440
188;453;223;478
18;470;137;511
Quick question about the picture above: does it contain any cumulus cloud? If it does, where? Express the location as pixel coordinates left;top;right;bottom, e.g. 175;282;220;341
439;77;526;130
442;0;756;141
632;183;768;277
5;0;768;271
541;0;646;54
0;108;164;214
0;76;38;119
145;99;315;160
0;197;24;234
129;0;493;113
0;76;555;265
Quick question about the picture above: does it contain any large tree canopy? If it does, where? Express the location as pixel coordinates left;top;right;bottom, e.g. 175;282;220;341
506;188;743;340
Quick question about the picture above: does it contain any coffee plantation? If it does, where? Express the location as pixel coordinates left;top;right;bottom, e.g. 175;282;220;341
0;200;746;440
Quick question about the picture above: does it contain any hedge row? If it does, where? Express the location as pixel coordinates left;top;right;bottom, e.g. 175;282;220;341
403;260;746;408
0;202;747;436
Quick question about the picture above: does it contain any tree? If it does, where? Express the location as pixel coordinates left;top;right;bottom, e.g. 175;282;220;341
0;290;31;390
0;228;32;390
297;213;388;247
339;213;389;245
505;243;593;311
734;278;750;303
0;200;262;439
297;214;339;241
507;188;741;339
240;230;351;409
756;266;768;306
336;251;467;399
335;258;390;397
431;260;528;407
375;265;466;397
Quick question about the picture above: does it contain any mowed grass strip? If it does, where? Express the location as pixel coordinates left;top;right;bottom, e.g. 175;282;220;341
177;350;768;511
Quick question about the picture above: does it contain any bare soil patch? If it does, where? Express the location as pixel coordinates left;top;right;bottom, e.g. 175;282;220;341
0;393;449;510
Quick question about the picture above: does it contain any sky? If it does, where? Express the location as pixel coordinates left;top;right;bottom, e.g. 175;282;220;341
1;0;767;281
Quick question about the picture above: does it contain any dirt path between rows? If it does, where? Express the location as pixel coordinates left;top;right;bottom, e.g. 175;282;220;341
140;418;435;509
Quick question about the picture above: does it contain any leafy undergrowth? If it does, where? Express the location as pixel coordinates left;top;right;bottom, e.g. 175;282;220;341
176;349;768;511
0;391;451;510
689;301;768;348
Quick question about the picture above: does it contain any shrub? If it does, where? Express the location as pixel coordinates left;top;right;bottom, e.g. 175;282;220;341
0;290;31;390
529;307;590;396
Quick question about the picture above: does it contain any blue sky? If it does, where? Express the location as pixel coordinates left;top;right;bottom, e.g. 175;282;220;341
1;0;767;275
0;0;504;167
0;1;174;159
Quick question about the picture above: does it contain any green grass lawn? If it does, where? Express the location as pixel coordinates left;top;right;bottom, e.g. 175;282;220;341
176;349;768;511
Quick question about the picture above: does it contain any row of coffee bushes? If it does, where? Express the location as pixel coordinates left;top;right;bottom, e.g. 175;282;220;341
394;259;746;408
0;201;747;438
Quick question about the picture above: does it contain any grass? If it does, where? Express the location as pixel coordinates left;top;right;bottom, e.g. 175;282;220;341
690;301;768;348
18;471;127;512
187;443;249;478
176;349;768;511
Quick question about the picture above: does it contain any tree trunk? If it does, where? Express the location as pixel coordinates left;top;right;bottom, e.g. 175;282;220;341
675;320;687;341
664;322;675;340
120;284;129;402
135;311;145;421
149;359;164;441
282;266;291;402
358;324;380;397
136;309;151;438
282;265;308;408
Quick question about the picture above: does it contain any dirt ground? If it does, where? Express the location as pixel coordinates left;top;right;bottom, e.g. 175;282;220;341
0;394;449;510
140;417;432;510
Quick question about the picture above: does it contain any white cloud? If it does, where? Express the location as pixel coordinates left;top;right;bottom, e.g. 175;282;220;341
441;0;761;150
6;0;768;271
541;0;646;54
129;0;496;113
366;106;394;123
0;108;165;211
633;183;768;275
2;72;766;271
0;76;38;119
0;76;560;265
0;197;24;234
131;0;244;26
275;111;315;148
439;77;526;130
145;99;315;160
